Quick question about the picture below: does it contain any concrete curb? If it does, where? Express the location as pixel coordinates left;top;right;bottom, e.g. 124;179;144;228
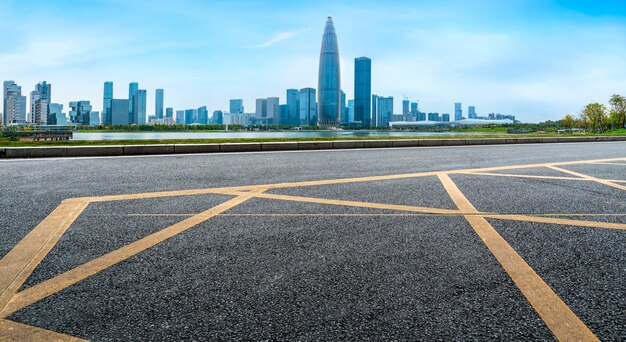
2;136;626;159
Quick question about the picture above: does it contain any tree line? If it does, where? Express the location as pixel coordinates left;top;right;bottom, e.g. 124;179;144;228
562;94;626;132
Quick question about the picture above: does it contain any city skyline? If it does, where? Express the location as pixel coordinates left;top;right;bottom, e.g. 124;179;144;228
1;1;625;122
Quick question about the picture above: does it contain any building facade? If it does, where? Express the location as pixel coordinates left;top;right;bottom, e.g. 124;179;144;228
317;17;341;126
455;102;462;121
354;57;372;127
155;89;164;119
230;99;244;114
377;96;393;127
133;89;147;125
286;89;299;126
266;97;280;125
103;82;113;125
299;88;317;126
111;99;130;126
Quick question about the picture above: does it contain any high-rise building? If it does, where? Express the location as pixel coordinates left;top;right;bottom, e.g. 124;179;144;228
128;82;138;122
133;90;147;124
377;96;393;127
286;89;299;126
354;57;372;127
29;82;51;124
468;106;476;119
299;88;317;126
111;99;130;126
103;82;113;125
454;102;462;121
417;112;426;121
279;105;289;126
340;90;347;123
371;95;379;126
185;109;197;125
428;112;440;122
212;110;224;125
317;16;341;126
166;107;174;119
267;97;280;125
198;106;208;124
32;99;49;125
49;103;67;126
69;101;93;125
411;102;418;117
255;98;267;117
442;113;450;122
230;99;244;114
402;99;410;120
348;100;355;123
3;81;27;125
176;110;185;124
155;89;164;118
89;111;101;126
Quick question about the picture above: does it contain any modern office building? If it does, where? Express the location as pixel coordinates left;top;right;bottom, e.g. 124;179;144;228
417;112;426;121
340;90;347;123
230;99;244;114
299;88;317;126
354;57;371;127
377;96;393;127
29;82;51;124
212;110;224;125
49;103;67;126
442;113;450;122
428;112;440;122
176;110;185;124
128;82;138;122
69;101;93;125
317;16;341;126
184;109;197;125
3;81;27;125
198;106;208;124
267;97;280;125
32;99;49;125
103;82;113;125
286;89;299;126
371;95;379;126
133;89;147;124
111;99;130;126
348;100;355;123
454;102;462;121
255;98;267;118
89;111;101;126
279;105;289;126
411;102;418;118
155;89;164;118
468;106;476;119
166;107;174;119
402;99;410;120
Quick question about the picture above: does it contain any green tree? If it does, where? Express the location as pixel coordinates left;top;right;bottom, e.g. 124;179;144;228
561;114;575;129
581;103;609;132
609;94;626;129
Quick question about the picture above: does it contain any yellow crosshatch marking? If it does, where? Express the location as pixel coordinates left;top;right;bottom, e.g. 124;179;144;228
0;156;624;340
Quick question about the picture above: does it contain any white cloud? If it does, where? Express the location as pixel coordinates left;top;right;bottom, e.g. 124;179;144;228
248;31;299;48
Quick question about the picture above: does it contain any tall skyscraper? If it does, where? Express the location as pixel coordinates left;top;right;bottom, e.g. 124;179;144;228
402;99;410;120
49;103;66;126
354;57;371;127
468;106;476;119
255;98;267;117
103;82;113;125
455;102;463;121
32;99;49;125
30;82;51;124
279;104;289;126
198;106;208;124
176;110;185;124
155;89;164;118
166;107;174;118
212;110;223;125
371;95;379;127
411;102;418;117
185;109;197;125
111;99;130;126
340;90;347;123
377;96;393;127
317;16;341;126
299;88;317;126
348;100;355;123
266;97;280;125
128;82;138;123
3;81;27;125
133;90;147;124
286;89;299;126
230;99;244;114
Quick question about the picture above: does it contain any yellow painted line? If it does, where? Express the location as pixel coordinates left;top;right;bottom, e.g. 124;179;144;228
0;189;267;318
0;199;89;314
66;157;626;203
486;214;626;231
547;166;626;191
0;319;86;341
437;173;599;341
458;172;587;182
254;192;466;215
124;213;626;219
586;162;626;166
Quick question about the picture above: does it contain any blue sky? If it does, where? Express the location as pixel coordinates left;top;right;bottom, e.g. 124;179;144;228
1;0;625;122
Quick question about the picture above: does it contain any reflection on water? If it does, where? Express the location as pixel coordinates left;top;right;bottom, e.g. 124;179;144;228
72;131;490;141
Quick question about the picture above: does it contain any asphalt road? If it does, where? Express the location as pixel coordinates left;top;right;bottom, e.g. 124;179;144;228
1;141;625;341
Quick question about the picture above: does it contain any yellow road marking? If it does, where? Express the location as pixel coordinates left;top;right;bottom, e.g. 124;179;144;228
0;199;89;313
486;215;626;231
437;173;599;341
0;319;86;341
0;188;267;318
587;162;626;166
68;157;626;203
459;172;587;181
547;166;626;191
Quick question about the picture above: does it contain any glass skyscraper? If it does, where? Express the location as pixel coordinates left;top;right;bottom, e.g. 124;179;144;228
286;89;299;126
317;17;341;126
230;99;244;114
155;89;164;118
128;82;138;123
133;89;147;124
299;88;317;126
354;57;371;127
103;82;113;125
455;102;463;121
